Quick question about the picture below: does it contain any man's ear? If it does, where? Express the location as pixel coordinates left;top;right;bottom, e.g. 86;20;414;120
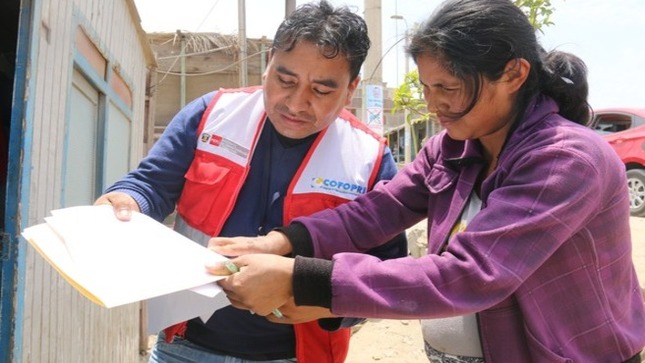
262;49;274;82
502;58;530;93
345;76;361;105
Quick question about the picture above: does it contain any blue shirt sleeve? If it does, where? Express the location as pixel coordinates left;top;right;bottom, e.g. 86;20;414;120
105;92;216;222
375;144;399;182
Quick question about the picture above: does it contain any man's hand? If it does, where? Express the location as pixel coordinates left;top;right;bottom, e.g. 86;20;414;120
93;192;140;221
206;254;294;316
208;230;293;257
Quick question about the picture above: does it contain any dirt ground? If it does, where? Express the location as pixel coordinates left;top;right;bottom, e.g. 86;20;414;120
345;217;645;363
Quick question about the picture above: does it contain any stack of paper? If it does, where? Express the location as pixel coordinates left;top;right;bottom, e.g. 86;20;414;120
22;205;231;332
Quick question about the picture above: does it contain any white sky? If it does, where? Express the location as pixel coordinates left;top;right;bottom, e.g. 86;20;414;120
133;0;645;109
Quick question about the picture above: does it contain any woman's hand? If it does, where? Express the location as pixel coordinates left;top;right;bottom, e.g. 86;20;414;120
93;192;140;221
208;230;293;257
207;254;295;316
266;299;336;324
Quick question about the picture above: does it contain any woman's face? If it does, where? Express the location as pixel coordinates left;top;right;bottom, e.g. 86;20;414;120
416;54;521;154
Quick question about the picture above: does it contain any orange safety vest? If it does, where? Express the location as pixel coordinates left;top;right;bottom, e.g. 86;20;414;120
173;87;385;363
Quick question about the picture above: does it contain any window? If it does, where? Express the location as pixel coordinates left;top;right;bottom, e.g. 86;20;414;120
63;69;100;206
62;28;133;206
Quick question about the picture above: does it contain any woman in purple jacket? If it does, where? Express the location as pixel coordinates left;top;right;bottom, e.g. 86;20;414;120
208;0;645;361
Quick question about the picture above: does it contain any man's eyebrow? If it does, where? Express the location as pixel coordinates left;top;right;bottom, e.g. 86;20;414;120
314;78;339;89
276;65;339;89
276;65;297;78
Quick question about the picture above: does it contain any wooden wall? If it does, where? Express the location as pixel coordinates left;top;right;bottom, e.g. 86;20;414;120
20;0;152;361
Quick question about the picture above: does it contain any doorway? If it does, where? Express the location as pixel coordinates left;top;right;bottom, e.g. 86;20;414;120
0;0;27;360
0;0;19;223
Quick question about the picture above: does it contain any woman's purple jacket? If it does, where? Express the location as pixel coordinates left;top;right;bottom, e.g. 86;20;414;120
292;96;645;362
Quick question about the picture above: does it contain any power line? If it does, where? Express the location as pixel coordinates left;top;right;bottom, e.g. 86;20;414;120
155;49;268;77
156;0;222;87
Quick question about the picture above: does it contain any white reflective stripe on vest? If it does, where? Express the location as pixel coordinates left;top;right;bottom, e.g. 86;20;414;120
292;120;380;199
174;214;211;246
197;88;265;167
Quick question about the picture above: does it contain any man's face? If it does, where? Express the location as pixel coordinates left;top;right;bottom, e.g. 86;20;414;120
263;41;360;139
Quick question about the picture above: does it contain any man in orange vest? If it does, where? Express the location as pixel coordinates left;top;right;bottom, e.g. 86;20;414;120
95;1;407;362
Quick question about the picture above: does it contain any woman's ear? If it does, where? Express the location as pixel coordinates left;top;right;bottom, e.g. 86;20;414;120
502;58;531;93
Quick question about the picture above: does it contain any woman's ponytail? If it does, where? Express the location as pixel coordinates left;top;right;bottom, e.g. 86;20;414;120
539;50;592;126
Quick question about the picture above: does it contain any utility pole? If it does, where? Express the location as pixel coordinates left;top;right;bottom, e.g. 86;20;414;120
391;14;411;163
178;30;187;108
363;0;384;135
363;0;382;85
238;0;247;87
286;0;296;15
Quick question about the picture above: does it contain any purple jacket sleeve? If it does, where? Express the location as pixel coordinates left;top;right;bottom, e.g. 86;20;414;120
291;117;621;320
289;155;430;309
292;154;430;258
315;145;409;329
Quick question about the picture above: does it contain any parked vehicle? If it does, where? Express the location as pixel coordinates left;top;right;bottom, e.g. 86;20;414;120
594;108;645;217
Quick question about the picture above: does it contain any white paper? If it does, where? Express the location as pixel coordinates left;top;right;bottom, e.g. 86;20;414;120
146;284;231;334
22;205;230;310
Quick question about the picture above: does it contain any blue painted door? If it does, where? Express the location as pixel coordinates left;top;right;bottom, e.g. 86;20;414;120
0;0;34;361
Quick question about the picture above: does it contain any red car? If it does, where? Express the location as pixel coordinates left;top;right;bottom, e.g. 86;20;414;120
595;108;645;217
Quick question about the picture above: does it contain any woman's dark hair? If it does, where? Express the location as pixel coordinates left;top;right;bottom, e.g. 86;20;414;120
272;0;370;82
408;0;591;126
540;50;591;125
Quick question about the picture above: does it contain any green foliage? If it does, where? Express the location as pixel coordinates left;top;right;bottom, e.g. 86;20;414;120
390;70;429;160
390;70;429;125
514;0;555;33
